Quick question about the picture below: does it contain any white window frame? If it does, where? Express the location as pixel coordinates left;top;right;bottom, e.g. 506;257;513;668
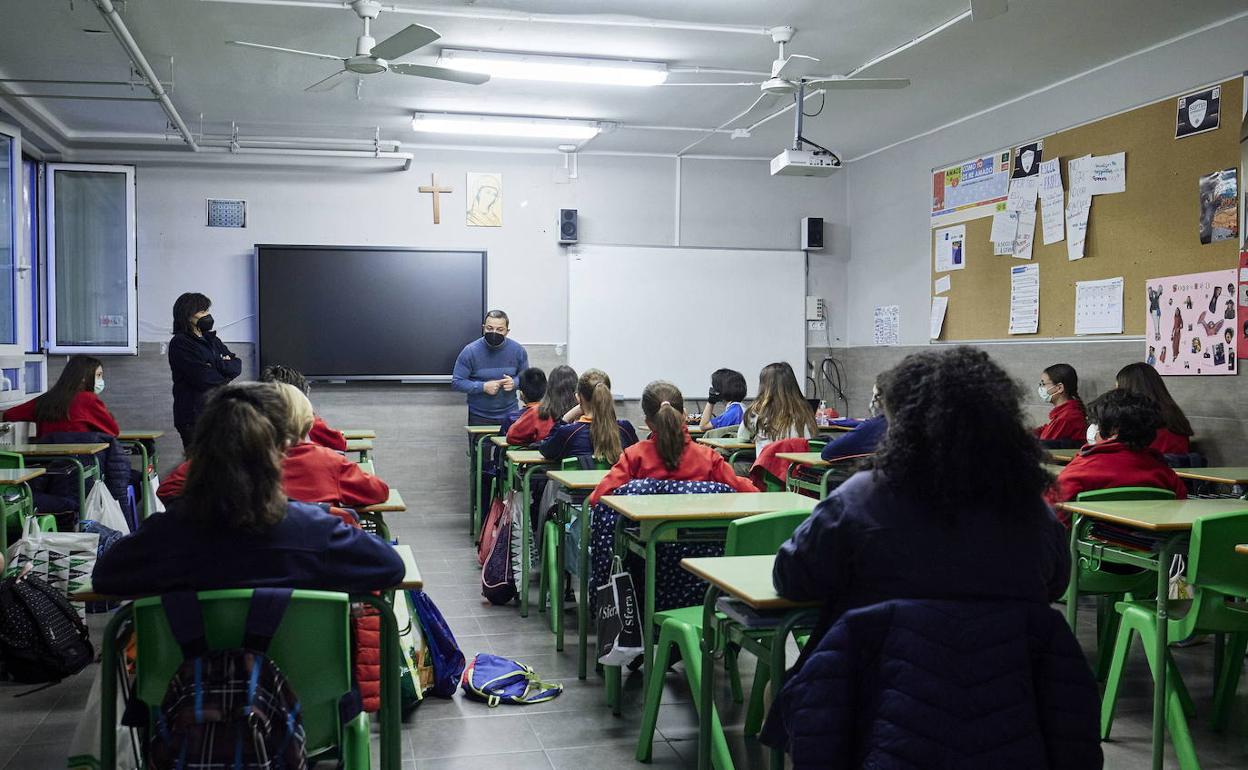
0;122;28;364
45;162;138;355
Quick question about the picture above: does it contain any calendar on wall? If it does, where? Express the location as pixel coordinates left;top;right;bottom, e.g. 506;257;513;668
1145;268;1238;376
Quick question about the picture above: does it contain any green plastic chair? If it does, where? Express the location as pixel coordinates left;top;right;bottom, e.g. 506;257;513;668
116;589;370;767
636;509;810;770
1067;486;1176;679
538;456;608;626
0;451;53;555
1100;509;1248;770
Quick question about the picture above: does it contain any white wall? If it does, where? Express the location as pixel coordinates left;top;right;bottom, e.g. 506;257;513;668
834;14;1248;347
133;149;847;347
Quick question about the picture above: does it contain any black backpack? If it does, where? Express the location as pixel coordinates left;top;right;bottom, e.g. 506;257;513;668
0;573;95;683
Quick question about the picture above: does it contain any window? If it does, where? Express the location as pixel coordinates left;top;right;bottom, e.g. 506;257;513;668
21;157;39;353
46;163;137;354
0;123;17;352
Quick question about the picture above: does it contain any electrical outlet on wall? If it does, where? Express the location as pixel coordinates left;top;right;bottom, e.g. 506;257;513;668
808;320;827;332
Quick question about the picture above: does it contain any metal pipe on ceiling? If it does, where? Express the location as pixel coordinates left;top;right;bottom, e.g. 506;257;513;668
90;0;200;151
0;94;159;102
197;0;772;36
0;78;174;88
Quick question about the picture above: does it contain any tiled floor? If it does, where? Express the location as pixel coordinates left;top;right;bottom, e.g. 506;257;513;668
6;452;1248;768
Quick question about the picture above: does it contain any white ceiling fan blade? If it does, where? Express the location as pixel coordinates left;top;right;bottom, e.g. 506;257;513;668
805;76;910;90
305;69;350;92
228;40;345;62
725;92;786;129
370;23;440;61
389;62;490;85
970;0;1008;21
657;82;764;88
775;54;821;80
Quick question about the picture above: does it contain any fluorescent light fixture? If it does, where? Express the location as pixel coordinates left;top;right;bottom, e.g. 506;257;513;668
411;113;602;140
438;48;668;87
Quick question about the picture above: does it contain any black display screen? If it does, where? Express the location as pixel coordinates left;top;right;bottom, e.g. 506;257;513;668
257;245;486;379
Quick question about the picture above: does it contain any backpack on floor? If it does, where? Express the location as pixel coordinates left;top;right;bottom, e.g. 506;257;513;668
477;492;514;564
460;653;562;707
148;589;307;770
0;572;94;684
481;509;517;606
409;591;466;698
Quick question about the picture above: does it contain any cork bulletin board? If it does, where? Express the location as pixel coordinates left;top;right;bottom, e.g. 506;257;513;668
931;76;1243;341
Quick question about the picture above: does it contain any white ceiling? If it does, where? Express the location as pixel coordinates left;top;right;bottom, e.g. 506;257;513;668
2;0;1247;158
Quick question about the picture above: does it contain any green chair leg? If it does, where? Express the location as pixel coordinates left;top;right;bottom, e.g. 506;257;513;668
1101;613;1137;740
1211;632;1247;731
543;520;561;634
341;712;371;769
743;660;769;737
725;644;743;705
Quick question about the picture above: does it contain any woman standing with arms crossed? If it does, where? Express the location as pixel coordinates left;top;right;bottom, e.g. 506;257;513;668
168;292;241;451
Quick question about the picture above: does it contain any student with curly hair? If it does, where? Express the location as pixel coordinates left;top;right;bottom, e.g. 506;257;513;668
773;346;1069;658
1048;388;1186;512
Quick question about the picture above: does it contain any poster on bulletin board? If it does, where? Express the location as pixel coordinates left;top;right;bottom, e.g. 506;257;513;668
931;149;1012;228
1237;251;1248;362
1145;269;1238;376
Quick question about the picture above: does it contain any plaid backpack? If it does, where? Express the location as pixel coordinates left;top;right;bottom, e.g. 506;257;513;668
148;589;307;770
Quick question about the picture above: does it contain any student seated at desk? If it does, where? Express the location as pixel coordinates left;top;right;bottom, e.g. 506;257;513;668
773;347;1069;670
589;381;756;504
95;382;403;595
698;368;747;431
507;365;575;446
259;363;347;451
1048;388;1186;514
738;362;817;455
821;384;888;461
1034;363;1087;447
499;366;547;438
158;384;389;508
1116;362;1194;455
539;368;638;465
2;355;118;436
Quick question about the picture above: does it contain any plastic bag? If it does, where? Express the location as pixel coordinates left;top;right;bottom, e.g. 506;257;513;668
6;516;98;620
66;662;140;770
596;556;643;666
84;482;130;534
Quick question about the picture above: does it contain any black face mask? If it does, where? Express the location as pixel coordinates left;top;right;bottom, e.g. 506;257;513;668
196;314;215;333
706;387;721;405
484;331;505;348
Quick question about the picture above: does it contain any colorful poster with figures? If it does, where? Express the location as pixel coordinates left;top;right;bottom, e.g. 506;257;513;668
1145;269;1238;376
1238;251;1248;363
931;149;1012;228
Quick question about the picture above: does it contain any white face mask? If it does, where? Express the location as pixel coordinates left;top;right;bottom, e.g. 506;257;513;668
1038;384;1055;403
94;378;105;395
1086;423;1099;446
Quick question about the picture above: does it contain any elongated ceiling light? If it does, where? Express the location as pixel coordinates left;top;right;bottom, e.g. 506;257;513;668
411;112;602;140
438;48;668;86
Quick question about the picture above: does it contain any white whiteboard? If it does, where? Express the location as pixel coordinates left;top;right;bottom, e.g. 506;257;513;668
567;244;807;399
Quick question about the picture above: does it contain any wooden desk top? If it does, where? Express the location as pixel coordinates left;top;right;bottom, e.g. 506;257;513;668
340;429;376;440
490;435;510;448
546;470;609;489
1057;498;1248;532
506;450;554;465
1175;467;1248;485
1236;544;1248;556
0;468;46;485
1048;449;1077;464
465;425;502;435
358;489;406;513
118;430;164;441
601;491;815;521
776;452;829;468
638;425;705;436
345;439;373;452
680;555;818;611
817;424;855;433
8;443;109;456
697;437;756;451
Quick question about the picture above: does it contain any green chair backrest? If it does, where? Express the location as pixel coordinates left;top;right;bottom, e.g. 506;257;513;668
724;509;811;557
0;451;24;471
1075;486;1177;502
1188;510;1248;599
133;589;353;754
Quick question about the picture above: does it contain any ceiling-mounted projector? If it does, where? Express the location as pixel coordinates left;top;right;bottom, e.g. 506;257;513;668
771;148;841;177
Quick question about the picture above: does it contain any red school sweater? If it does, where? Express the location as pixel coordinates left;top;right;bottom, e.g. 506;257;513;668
1047;439;1187;522
506;405;556;446
1150;428;1191;456
2;391;119;436
308;414;348;451
1035;398;1087;443
589;430;757;505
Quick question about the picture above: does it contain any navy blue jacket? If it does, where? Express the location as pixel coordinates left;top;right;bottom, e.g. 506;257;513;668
774;471;1069;665
539;419;638;462
93;500;404;595
764;599;1102;769
820;415;888;461
168;331;242;427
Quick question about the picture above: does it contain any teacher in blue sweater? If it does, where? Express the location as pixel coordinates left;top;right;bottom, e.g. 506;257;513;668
452;309;530;426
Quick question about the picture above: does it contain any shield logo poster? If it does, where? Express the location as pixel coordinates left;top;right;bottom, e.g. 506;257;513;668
1012;141;1043;178
1176;86;1221;138
1146;269;1238;376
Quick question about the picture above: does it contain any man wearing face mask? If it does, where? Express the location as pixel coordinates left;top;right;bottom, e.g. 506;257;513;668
168;292;242;452
452;309;530;427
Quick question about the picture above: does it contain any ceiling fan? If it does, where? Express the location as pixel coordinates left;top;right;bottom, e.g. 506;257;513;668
227;0;490;92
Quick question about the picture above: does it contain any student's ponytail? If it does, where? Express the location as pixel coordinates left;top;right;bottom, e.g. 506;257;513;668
642;381;686;470
584;373;624;464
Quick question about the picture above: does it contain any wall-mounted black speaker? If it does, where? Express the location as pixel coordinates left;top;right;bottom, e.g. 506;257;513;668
559;208;578;244
801;216;824;250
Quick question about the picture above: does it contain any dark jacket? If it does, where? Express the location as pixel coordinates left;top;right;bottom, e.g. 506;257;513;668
168;331;242;427
820;414;888;461
774;471;1069;664
93;500;404;595
34;431;132;504
764;599;1102;769
539;418;638;463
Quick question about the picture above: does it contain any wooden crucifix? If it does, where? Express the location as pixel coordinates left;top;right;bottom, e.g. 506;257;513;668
418;173;453;224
